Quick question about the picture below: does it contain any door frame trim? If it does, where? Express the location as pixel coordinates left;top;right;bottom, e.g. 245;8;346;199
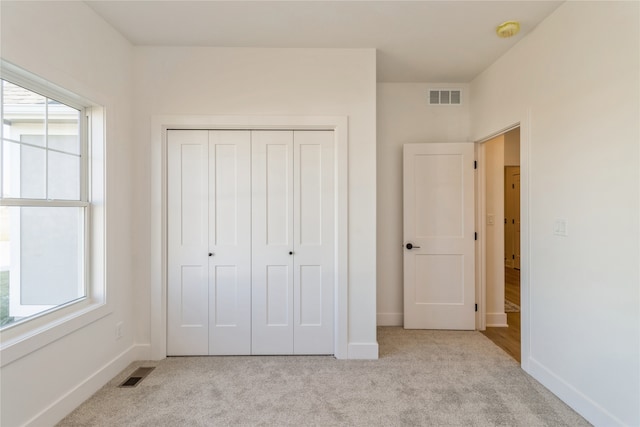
149;115;349;359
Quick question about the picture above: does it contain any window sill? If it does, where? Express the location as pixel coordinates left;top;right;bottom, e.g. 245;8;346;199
0;300;111;367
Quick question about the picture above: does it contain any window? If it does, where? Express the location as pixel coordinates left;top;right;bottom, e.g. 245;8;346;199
1;78;87;328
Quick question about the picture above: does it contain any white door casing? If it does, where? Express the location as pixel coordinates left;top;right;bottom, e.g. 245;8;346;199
403;143;476;330
151;115;349;361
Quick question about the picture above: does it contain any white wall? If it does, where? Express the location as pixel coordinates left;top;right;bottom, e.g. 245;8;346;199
376;83;471;325
484;135;506;327
0;2;137;427
471;2;639;426
132;47;378;355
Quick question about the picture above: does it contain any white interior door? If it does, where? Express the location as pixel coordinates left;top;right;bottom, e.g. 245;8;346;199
207;130;251;355
403;143;475;330
252;131;295;354
513;170;521;270
292;131;334;355
167;130;209;355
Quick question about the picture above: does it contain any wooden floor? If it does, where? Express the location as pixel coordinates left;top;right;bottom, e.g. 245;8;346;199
481;267;521;363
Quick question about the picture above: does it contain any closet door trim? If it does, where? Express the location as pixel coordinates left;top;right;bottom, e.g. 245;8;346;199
151;115;349;360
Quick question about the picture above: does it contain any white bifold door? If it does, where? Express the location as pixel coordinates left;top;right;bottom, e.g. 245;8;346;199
167;130;251;355
167;130;334;356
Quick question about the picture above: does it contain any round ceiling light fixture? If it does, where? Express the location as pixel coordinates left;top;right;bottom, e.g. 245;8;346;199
496;21;521;38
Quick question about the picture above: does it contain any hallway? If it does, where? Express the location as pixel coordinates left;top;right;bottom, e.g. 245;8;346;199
481;267;521;362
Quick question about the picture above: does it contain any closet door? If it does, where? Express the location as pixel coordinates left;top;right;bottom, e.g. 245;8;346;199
252;130;335;355
167;130;209;355
168;130;251;356
208;131;251;355
293;131;334;354
252;131;295;354
169;129;334;356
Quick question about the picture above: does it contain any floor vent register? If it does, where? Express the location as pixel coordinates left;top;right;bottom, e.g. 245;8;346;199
119;367;155;388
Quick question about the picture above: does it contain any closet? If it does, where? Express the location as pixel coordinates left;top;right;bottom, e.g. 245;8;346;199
167;129;334;356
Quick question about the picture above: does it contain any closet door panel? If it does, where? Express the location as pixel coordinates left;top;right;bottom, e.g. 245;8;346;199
266;143;291;245
293;131;335;354
252;131;294;354
208;131;251;355
167;130;209;356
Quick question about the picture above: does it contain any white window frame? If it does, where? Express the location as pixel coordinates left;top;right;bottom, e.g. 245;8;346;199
2;82;88;318
0;61;108;367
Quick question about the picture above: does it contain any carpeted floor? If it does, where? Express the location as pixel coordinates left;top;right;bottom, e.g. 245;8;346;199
58;327;590;426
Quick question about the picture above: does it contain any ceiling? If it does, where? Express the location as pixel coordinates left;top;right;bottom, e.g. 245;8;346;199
85;1;562;82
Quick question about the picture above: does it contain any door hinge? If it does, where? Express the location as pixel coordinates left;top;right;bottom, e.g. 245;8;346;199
475;303;478;312
474;232;477;240
474;160;477;169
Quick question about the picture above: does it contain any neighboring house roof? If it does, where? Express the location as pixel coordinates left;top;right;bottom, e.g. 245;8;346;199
3;80;47;105
2;80;78;124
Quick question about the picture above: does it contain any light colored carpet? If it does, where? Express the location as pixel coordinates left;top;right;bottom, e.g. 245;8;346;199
58;327;590;426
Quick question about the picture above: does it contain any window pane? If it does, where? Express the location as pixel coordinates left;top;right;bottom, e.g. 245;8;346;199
2;80;82;201
48;105;80;155
2;81;46;147
0;207;85;327
20;143;46;199
48;151;80;200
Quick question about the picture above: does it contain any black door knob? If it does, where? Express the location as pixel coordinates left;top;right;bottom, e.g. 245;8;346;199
405;243;420;250
208;253;213;257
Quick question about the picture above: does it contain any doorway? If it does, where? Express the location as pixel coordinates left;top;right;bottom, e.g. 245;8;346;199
479;127;521;362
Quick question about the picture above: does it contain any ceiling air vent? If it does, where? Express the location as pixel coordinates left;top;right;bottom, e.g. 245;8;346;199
429;89;462;105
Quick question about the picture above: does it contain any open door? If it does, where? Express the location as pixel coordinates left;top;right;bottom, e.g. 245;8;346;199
403;143;475;329
505;166;521;269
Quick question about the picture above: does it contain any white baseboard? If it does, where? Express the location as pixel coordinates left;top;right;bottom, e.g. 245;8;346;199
348;342;379;359
527;357;627;427
377;312;403;326
486;312;507;327
25;344;147;427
